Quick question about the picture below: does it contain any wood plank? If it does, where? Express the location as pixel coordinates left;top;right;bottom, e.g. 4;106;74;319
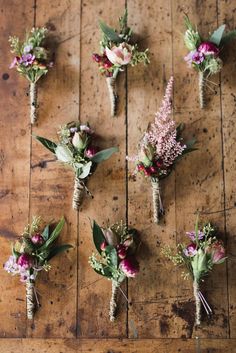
127;0;178;338
218;0;236;339
0;0;34;337
172;0;229;338
78;0;127;337
1;338;236;353
27;0;80;337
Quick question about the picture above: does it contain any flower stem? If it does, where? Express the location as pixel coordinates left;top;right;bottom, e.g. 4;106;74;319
26;280;35;320
151;178;161;224
199;71;205;109
30;82;37;124
72;176;84;210
106;77;118;117
193;280;201;326
109;280;119;322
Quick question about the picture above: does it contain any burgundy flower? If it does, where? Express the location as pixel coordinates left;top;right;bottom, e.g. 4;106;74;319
120;256;139;278
85;146;98;158
92;53;102;63
206;240;226;264
17;253;33;270
183;243;197;257
117;244;127;259
31;233;44;245
198;41;219;56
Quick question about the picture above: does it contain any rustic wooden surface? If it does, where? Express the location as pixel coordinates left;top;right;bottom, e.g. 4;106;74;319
0;0;236;352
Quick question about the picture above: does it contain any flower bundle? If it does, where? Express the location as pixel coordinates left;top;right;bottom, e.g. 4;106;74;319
9;27;52;124
92;9;150;117
4;216;72;320
35;121;118;210
184;15;236;108
89;221;139;321
162;219;226;326
127;77;196;223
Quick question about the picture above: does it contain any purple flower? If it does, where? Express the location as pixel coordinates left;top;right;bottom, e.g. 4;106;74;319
19;54;35;66
4;255;19;274
70;127;78;133
119;256;139;278
186;230;204;241
80;125;93;134
192;51;205;64
184;50;196;67
17;253;33;270
183;243;197;257
23;44;33;54
198;41;219;57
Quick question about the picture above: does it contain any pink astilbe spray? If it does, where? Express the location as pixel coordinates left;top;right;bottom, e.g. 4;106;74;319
142;76;186;169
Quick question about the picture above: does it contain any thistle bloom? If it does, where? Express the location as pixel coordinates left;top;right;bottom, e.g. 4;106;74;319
198;41;219;56
105;43;132;66
120;256;139;278
17;253;33;270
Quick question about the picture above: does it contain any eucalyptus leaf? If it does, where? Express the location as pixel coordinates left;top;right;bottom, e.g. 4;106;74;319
93;221;106;254
99;20;123;43
78;161;92;179
34;135;57;154
209;24;226;46
47;244;73;261
91;147;118;164
55;145;73;163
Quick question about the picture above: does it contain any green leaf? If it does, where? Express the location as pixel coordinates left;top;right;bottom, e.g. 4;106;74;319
47;244;73;261
55;145;73;163
34;135;57;154
209;25;226;46
92;221;106;254
78;161;92;179
93;265;113;278
99;20;123;43
221;30;236;45
42;224;50;241
91;147;118;163
38;217;65;251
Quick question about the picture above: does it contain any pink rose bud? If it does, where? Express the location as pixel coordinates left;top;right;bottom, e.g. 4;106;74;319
31;233;44;245
17;253;33;270
198;41;219;56
206;241;226;264
85;146;98;158
117;244;127;259
100;241;107;251
119;256;139;278
105;43;132;66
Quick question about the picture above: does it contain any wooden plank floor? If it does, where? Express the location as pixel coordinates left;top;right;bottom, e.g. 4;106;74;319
0;0;236;351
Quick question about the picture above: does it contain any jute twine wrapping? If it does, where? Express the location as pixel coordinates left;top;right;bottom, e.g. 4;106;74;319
106;77;117;117
109;280;119;322
30;82;37;124
199;71;205;109
151;178;161;224
72;176;85;210
26;280;35;320
193;280;201;326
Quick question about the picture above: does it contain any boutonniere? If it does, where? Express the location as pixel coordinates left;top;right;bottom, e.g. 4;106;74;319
92;10;150;117
35;122;118;210
127;77;196;223
184;15;236;108
4;217;72;320
9;27;53;124
162;218;226;326
89;221;140;321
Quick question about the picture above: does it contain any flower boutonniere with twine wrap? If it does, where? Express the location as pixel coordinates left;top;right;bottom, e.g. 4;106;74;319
9;27;53;124
127;77;196;224
162;218;226;326
4;216;72;320
184;15;236;109
35;122;118;210
92;9;150;117
89;221;140;322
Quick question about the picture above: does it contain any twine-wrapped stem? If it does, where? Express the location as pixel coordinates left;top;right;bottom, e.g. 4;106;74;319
199;71;205;109
109;280;119;322
30;82;37;124
151;178;161;224
106;77;118;117
26;280;35;320
72;176;85;210
193;280;201;326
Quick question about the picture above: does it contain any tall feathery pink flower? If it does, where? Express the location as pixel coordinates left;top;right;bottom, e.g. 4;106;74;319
141;76;186;168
